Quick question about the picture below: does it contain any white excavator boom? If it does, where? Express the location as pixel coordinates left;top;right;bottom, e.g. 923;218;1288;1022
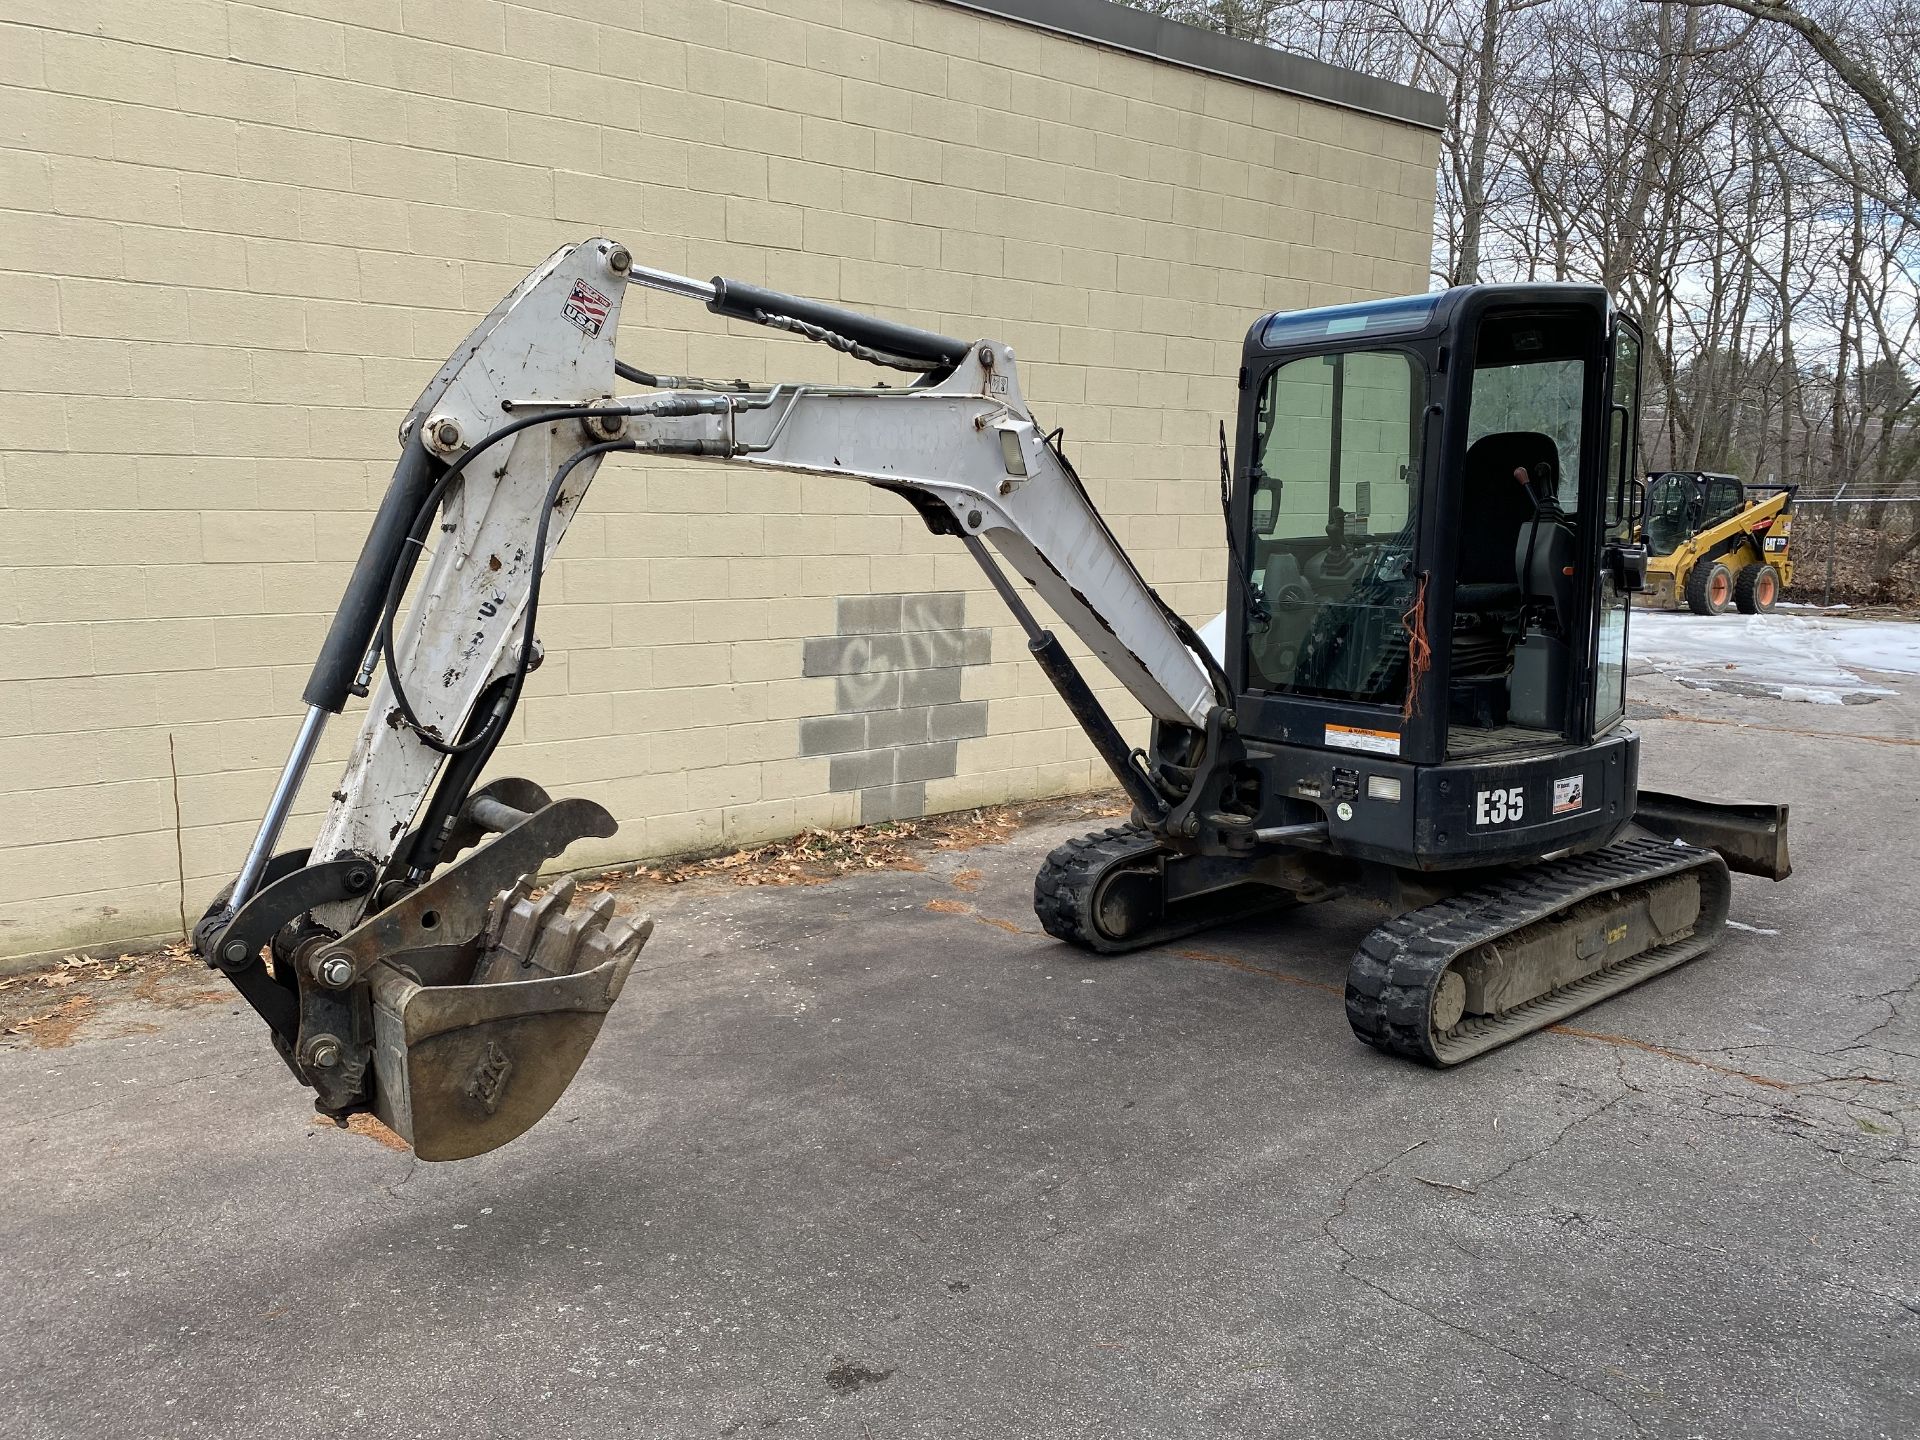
194;237;1224;1159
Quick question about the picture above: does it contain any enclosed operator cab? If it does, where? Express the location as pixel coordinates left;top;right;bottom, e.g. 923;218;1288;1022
1224;285;1649;870
1643;470;1747;556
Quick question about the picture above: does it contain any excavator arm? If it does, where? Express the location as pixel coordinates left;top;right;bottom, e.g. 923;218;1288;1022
194;237;1228;1158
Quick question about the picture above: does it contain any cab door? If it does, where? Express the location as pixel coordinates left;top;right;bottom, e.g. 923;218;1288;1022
1592;317;1642;734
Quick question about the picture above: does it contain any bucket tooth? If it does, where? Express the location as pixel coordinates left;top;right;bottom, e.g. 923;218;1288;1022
473;877;642;985
482;875;535;952
574;891;617;937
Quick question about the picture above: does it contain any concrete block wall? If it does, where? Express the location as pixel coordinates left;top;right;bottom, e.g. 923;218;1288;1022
0;0;1441;966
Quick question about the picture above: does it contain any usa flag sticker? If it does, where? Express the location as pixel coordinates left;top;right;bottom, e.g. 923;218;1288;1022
562;279;611;337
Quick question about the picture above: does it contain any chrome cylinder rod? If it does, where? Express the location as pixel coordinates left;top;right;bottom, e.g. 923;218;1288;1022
622;262;718;304
228;705;330;911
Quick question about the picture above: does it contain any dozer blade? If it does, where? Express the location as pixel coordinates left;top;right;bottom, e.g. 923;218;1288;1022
1632;789;1792;880
319;798;650;1160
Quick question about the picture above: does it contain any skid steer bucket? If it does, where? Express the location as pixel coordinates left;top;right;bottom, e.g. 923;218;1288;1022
311;796;649;1160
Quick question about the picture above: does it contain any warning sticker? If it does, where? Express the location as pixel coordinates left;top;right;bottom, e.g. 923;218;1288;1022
1325;723;1401;757
562;279;612;337
1552;774;1585;815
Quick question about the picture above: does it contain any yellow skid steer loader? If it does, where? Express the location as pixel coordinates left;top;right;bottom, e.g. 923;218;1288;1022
1637;470;1794;614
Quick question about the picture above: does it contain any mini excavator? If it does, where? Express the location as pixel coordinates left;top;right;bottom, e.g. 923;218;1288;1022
192;238;1790;1159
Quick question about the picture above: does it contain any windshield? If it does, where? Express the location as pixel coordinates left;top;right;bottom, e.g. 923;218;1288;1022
1643;473;1695;556
1244;349;1424;705
1466;360;1583;508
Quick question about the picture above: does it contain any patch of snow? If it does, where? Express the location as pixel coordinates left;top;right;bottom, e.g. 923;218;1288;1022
1809;618;1920;675
1630;609;1917;703
1197;604;1918;706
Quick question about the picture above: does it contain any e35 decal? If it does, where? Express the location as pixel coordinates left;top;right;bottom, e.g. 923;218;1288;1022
1474;786;1525;826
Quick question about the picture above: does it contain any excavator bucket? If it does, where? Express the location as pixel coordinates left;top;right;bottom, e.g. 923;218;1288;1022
310;796;649;1160
364;894;643;1161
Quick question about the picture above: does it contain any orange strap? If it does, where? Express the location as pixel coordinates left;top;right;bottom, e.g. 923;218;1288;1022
1402;570;1431;724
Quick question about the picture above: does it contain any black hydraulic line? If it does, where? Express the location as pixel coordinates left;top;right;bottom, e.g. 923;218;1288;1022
402;674;519;883
306;405;611;730
302;434;442;712
615;357;758;393
706;276;970;369
378;437;637;757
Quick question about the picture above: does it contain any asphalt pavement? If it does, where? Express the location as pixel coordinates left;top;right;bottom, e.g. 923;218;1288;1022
3;663;1916;1439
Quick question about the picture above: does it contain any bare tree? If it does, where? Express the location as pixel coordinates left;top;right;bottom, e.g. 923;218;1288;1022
1663;0;1920;216
1119;0;1920;594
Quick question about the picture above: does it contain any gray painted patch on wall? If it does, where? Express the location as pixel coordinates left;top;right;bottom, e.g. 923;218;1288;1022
799;592;992;822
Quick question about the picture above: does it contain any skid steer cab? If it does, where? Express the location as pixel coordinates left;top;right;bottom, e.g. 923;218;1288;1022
194;237;1788;1159
1636;470;1795;613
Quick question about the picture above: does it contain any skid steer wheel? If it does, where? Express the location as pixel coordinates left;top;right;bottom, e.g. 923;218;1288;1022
1685;558;1735;615
1734;561;1780;614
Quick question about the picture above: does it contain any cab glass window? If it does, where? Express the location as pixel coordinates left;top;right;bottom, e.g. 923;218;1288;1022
1465;361;1584;507
1643;472;1694;556
1245;349;1423;705
1706;476;1744;524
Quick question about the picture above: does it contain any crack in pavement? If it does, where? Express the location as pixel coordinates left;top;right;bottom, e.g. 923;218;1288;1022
1853;972;1920;1050
1547;1025;1796;1091
381;1154;423;1203
1318;1111;1650;1437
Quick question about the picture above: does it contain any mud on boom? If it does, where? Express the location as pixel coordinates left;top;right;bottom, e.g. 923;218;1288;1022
193;237;1790;1160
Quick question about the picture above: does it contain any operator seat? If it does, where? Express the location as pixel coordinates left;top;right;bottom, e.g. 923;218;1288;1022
1513;487;1578;636
1449;431;1562;698
1454;431;1558;608
1642;476;1690;556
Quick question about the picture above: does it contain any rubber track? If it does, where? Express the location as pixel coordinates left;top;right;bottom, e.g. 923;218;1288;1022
1034;824;1165;954
1344;835;1732;1065
1034;824;1288;956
